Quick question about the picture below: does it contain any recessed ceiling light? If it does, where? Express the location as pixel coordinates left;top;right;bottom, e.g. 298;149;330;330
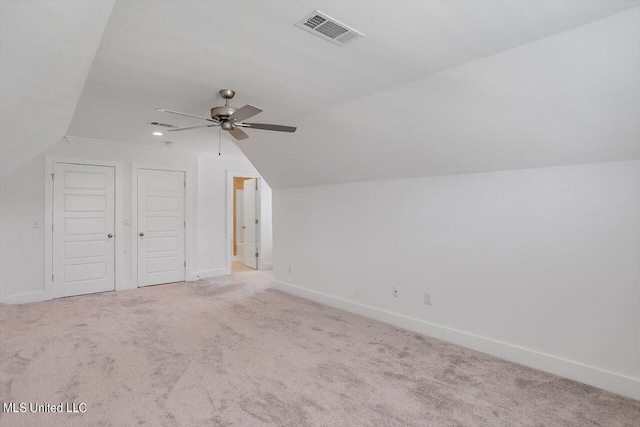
152;131;163;136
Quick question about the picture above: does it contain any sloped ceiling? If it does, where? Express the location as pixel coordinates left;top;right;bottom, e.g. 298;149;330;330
245;7;640;187
3;1;638;187
0;0;115;179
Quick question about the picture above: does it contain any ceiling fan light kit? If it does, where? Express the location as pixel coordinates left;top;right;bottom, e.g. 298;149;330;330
155;89;297;152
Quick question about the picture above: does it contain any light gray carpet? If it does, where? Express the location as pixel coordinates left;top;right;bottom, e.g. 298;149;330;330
1;270;638;426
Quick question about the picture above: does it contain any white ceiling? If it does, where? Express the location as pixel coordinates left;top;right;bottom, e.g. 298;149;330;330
0;0;114;179
2;1;638;187
245;7;640;187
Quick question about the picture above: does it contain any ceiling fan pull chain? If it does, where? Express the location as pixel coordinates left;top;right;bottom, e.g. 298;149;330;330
218;126;222;156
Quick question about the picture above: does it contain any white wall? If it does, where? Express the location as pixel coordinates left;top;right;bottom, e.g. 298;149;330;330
273;160;640;399
0;154;47;300
0;138;258;303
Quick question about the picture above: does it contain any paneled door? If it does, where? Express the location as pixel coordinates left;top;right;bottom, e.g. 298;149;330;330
235;189;245;260
137;169;186;286
243;178;258;269
53;163;115;298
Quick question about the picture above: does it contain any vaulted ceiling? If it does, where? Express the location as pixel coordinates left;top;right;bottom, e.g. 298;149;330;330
2;1;639;186
0;0;115;179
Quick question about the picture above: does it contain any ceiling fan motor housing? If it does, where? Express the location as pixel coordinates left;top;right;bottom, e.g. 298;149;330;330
210;106;236;122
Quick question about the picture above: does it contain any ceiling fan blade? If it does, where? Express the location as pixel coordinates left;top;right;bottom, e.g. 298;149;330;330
228;104;262;122
155;108;218;123
167;124;218;132
228;127;249;141
237;123;297;133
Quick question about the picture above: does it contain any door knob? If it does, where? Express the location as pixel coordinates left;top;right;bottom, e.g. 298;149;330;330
139;232;144;237
107;234;113;238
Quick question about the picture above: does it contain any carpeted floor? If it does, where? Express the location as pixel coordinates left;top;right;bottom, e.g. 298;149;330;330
1;271;638;427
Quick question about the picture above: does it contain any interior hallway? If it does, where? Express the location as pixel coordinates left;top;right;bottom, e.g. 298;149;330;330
1;270;638;427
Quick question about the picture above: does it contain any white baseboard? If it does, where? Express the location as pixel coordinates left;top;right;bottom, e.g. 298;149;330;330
195;268;229;280
259;262;273;271
273;279;640;400
2;291;49;305
116;281;136;291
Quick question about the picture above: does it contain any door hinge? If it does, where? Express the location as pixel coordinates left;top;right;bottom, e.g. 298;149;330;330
184;261;186;267
255;252;258;258
51;274;54;281
52;224;54;231
255;219;258;224
184;221;186;227
51;173;55;181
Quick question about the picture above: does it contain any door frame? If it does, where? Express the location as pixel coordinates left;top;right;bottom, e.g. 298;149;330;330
132;163;194;287
226;170;262;274
44;156;124;300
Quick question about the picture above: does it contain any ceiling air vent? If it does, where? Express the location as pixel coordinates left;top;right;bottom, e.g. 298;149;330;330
149;121;175;128
295;10;364;47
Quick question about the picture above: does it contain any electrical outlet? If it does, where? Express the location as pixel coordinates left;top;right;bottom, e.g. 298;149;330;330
393;287;399;297
424;292;432;305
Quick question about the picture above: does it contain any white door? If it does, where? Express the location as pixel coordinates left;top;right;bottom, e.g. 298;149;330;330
243;178;258;269
137;169;186;286
53;163;115;298
235;189;244;259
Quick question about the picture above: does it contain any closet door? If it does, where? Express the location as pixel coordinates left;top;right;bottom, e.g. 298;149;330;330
53;163;115;298
137;169;186;286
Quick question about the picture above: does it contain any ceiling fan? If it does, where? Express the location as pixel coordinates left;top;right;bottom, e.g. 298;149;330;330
155;89;297;141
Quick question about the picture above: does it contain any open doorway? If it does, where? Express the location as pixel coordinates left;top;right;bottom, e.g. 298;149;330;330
227;172;272;274
232;176;252;272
